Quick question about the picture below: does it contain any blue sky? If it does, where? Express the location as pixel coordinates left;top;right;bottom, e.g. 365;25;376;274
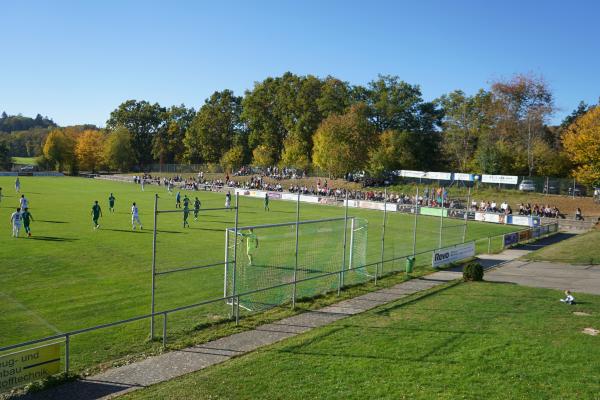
1;0;598;126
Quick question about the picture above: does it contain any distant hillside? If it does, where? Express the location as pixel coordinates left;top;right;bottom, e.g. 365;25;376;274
0;112;56;132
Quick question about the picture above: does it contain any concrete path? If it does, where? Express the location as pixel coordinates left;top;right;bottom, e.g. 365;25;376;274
20;234;575;400
486;260;600;295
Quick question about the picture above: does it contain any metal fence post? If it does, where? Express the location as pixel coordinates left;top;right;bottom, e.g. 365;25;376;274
462;186;471;243
338;192;349;295
65;334;70;375
231;193;239;317
412;187;419;257
292;192;300;309
438;203;444;249
150;193;158;339
236;295;240;325
162;312;167;348
378;188;387;284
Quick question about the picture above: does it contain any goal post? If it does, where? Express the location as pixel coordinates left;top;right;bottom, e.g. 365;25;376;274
224;216;369;312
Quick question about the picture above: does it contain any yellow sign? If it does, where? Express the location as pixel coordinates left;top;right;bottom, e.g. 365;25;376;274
0;343;60;391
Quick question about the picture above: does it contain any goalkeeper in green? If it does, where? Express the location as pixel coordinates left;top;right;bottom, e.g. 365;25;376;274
242;228;259;266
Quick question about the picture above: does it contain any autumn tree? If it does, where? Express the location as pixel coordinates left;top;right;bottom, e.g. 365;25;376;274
104;127;134;172
43;128;77;172
312;104;376;177
221;145;246;172
562;106;600;186
491;73;555;176
252;144;276;167
76;130;106;172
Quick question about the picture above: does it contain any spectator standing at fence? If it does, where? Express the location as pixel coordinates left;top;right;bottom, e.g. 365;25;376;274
575;208;583;221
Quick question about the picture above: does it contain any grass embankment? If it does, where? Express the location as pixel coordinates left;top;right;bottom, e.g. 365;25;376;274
0;177;513;376
524;228;600;264
11;157;37;165
123;282;600;400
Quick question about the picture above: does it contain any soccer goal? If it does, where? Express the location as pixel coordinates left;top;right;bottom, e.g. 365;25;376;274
224;216;369;312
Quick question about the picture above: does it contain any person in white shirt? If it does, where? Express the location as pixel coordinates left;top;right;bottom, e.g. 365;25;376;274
560;290;575;305
500;201;508;212
490;201;497;212
10;207;22;237
131;202;143;230
19;194;28;209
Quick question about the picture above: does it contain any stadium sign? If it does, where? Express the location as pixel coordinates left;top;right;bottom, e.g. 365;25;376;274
400;170;426;178
503;232;519;247
0;343;60;391
432;242;475;268
453;173;475;182
481;174;518;185
424;171;452;180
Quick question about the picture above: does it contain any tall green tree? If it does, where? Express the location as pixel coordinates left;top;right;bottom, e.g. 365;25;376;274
42;128;77;172
365;75;441;134
106;100;166;166
153;104;195;164
312;104;376;177
184;90;243;163
437;89;494;171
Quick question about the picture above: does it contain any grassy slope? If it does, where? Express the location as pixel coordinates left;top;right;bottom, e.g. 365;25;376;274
0;177;514;371
10;157;37;165
523;229;600;264
124;282;600;400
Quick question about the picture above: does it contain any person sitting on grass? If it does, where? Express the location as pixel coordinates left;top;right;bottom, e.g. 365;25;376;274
560;290;575;305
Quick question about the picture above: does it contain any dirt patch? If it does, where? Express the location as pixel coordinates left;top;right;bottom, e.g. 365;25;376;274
573;311;591;316
582;327;599;336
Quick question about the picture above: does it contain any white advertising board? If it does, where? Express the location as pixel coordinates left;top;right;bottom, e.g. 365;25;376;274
510;215;531;226
453;173;475;182
400;170;426;178
424;171;452;180
481;175;518;185
432;242;475;268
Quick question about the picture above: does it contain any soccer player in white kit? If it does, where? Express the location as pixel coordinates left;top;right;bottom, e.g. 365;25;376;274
19;194;28;209
10;207;22;237
131;202;143;230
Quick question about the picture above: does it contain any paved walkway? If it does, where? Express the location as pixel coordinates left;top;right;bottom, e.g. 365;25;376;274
21;234;577;400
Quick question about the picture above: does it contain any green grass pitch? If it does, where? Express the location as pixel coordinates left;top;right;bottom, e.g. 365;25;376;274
0;176;515;371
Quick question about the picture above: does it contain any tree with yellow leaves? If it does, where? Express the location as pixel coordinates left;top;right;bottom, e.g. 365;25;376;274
76;130;106;172
562;106;600;186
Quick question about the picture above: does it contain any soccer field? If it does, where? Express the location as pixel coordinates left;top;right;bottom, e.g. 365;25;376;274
122;283;600;400
0;176;515;372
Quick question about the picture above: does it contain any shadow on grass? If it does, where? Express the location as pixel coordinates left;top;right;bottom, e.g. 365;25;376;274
37;220;68;224
188;227;225;232
102;228;186;234
28;236;78;242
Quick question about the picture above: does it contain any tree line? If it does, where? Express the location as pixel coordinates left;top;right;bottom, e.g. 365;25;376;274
14;72;600;185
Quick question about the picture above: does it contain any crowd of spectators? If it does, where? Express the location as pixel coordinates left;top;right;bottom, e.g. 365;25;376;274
131;171;574;219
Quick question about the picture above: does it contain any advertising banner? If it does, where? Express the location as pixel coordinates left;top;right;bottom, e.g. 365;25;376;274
0;343;60;391
299;195;319;203
519;230;531;242
424;171;452;180
532;227;541;238
503;232;519;247
481;175;519;185
453;173;475;182
267;192;282;199
358;201;386;211
432;242;475;268
420;207;448;217
385;203;399;212
400;170;426;178
509;215;531;226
